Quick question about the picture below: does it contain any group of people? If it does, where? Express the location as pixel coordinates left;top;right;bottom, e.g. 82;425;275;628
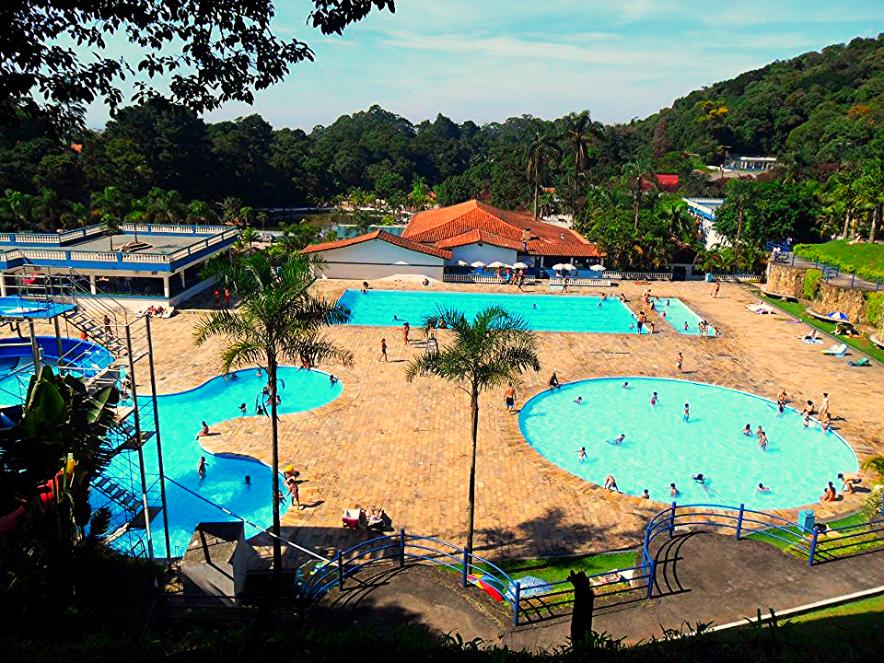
212;287;232;308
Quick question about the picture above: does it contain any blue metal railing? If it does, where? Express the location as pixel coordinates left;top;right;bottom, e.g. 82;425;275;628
641;501;884;579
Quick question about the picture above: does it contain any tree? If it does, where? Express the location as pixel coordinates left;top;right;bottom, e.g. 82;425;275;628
185;200;218;226
405;307;540;557
656;198;696;242
90;186;128;249
194;253;352;577
562;111;595;179
621;159;654;230
2;1;396;126
524;131;561;219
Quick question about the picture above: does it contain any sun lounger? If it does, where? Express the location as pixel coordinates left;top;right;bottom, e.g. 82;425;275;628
822;343;848;357
847;357;870;367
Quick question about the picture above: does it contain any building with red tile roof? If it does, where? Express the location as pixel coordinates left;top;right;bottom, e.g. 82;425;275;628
301;200;604;280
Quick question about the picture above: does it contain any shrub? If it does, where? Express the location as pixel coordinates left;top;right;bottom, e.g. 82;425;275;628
866;292;884;327
803;269;822;299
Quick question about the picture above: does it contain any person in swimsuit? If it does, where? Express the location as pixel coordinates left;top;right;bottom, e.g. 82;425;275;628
604;475;619;492
548;372;560;391
197;456;207;479
641;489;650;499
239;402;247;415
197;421;210;438
670;482;679;497
402;322;410;345
622;381;629;389
574;396;584;405
577;447;587;462
801;400;815;416
757;482;770;493
819;392;830;419
683;321;689;332
676;352;683;373
637;312;646;334
505;384;516;412
757;428;768;450
742;424;752;436
692;473;705;483
378;338;388;362
837;473;859;494
244;475;251;487
650;392;658;406
683;403;690;421
820;481;837;502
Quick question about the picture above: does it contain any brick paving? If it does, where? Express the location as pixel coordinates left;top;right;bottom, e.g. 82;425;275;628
15;280;883;560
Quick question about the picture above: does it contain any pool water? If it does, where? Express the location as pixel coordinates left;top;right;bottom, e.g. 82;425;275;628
651;297;717;336
104;367;342;557
519;377;857;509
338;289;646;334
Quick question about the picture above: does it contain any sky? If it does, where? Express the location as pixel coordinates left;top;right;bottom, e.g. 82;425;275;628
79;0;884;130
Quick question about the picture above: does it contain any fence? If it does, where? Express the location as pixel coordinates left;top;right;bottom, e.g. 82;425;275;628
642;500;884;572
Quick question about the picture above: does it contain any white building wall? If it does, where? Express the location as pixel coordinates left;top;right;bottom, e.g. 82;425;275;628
311;239;446;280
449;244;517;266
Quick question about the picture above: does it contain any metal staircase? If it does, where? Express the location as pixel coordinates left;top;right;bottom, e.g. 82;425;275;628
2;270;166;558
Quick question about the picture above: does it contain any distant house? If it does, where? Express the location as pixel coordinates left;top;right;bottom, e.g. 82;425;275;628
723;155;777;172
683;197;726;249
302;199;604;279
641;173;680;192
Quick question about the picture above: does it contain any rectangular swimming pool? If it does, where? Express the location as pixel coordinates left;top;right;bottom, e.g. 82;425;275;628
337;289;646;333
652;297;717;336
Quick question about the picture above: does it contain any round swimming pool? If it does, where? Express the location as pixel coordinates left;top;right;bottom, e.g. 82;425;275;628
519;377;858;509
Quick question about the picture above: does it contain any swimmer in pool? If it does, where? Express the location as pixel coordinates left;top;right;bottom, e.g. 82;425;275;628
604;475;619;492
757;483;770;493
239;402;247;415
742;424;752;436
650;392;658;406
574;396;584;405
683;321;689;332
577;447;587;462
670;482;679;497
610;434;625;445
622;381;629;389
803;414;811;427
692;473;705;483
683;403;690;421
641;489;650;499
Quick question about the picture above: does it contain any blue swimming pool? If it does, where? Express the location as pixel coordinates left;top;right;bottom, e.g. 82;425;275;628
102;367;342;558
519;377;857;509
651;297;717;336
0;295;76;319
0;336;114;406
338;289;646;333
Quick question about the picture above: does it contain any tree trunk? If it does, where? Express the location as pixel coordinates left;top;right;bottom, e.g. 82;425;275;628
268;355;283;578
633;180;641;230
533;184;539;221
842;209;851;240
465;385;479;560
870;206;879;244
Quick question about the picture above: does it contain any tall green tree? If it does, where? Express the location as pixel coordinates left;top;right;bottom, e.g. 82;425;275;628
405;307;540;557
194;254;352;576
524;131;561;219
621;159;654;230
90;186;129;250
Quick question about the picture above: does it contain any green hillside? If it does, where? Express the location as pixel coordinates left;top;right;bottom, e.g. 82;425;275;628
639;35;884;169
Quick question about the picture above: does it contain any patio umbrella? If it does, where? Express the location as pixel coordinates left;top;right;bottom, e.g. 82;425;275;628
512;262;528;269
487;260;506;268
470;261;486;268
589;264;606;272
551;263;566;270
561;263;576;271
827;311;849;321
457;260;469;267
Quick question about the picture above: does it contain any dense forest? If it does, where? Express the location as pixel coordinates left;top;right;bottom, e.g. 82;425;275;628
0;34;881;270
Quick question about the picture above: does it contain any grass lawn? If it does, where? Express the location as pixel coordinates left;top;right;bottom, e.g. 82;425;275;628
499;550;639;585
793;240;884;282
786;593;884;626
747;511;884;560
758;294;884;363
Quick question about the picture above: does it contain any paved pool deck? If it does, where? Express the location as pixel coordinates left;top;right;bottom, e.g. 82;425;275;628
12;280;884;562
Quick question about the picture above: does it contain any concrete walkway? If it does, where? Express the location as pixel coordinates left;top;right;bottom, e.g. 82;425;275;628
308;534;884;651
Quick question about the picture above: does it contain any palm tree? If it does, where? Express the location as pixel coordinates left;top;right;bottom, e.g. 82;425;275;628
562;111;594;179
405;307;540;557
856;159;883;243
524;131;561;220
621;159;654;230
193;253;352;576
90;186;128;249
235;226;258;253
186;199;218;225
656;198;696;242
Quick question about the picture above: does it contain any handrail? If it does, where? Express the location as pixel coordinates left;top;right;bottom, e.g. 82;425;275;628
161;474;330;564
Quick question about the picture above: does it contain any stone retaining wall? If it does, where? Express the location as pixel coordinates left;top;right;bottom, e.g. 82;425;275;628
765;264;870;323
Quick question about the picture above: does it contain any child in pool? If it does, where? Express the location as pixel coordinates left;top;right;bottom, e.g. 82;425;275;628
742;424;752;436
683;403;690;421
650;392;658;406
